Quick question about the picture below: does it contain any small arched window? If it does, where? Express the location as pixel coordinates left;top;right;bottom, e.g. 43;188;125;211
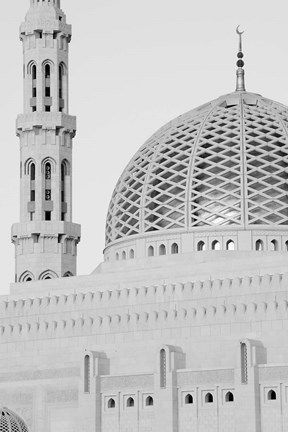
256;239;264;251
84;355;90;393
127;397;134;407
267;390;277;400
159;244;166;256
30;163;35;181
146;396;154;406
160;349;166;388
205;393;213;403
148;246;154;257
286;240;288;251
171;243;179;254
129;249;135;259
122;251;126;260
226;240;235;251
32;64;37;80
45;64;51;79
212;240;220;251
108;398;115;409
197;241;206;251
116;253;119;261
225;391;234;402
271;240;278;251
185;394;193;404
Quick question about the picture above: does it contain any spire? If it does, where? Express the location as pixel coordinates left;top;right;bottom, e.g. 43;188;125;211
235;25;246;92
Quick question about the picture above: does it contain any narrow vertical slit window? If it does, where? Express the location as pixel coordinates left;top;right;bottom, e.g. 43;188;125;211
160;349;166;388
84;355;90;393
59;64;63;111
44;64;51;110
240;342;248;384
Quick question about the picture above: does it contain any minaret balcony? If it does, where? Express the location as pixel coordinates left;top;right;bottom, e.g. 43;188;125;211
16;112;76;132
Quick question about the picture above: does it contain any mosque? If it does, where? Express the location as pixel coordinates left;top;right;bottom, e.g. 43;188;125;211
1;1;288;432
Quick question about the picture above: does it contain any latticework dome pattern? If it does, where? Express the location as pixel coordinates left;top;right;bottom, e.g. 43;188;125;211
106;92;288;246
0;408;29;432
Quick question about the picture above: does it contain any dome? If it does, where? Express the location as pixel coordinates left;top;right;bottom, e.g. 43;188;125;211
105;91;288;257
0;408;29;432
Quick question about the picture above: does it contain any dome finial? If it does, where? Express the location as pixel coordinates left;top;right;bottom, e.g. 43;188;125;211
235;25;246;92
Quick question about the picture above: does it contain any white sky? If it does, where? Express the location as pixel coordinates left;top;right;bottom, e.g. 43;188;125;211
0;0;287;294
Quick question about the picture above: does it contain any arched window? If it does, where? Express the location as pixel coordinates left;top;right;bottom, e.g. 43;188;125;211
267;390;276;400
45;64;51;79
146;396;154;406
122;251;126;260
129;249;135;259
205;393;213;403
225;391;234;402
31;64;37;111
171;243;179;254
30;163;35;181
256;239;264;251
197;241;206;251
286;240;288;251
84;355;90;393
185;394;193;404
63;271;73;277
44;162;52;215
61;162;67;221
116;253;119;261
160;349;166;388
44;64;51;111
240;342;248;384
148;246;154;257
159;244;166;256
212;240;220;250
59;63;66;112
127;397;134;407
271;240;278;251
226;240;235;251
108;398;115;409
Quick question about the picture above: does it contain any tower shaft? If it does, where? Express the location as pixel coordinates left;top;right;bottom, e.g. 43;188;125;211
11;0;81;283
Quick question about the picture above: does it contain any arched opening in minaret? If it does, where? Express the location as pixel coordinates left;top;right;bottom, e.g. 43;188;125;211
58;63;67;113
59;65;63;112
44;63;51;111
31;64;37;111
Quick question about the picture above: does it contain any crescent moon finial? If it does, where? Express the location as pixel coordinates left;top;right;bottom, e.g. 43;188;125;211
236;25;244;36
235;25;246;92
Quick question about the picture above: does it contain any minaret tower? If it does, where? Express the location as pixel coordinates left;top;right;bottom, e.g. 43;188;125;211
11;0;81;283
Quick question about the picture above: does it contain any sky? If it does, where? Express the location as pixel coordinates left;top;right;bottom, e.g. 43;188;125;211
0;0;287;294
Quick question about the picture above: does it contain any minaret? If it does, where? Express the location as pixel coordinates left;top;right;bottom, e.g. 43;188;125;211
11;0;81;283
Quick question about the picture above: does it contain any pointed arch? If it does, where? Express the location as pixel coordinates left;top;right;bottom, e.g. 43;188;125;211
61;159;71;176
127;397;134;407
41;157;57;174
146;396;154;406
24;158;36;176
225;391;234;402
148;245;154;257
159;244;166;256
108;398;115;409
197;240;206;251
39;270;58;280
205;392;213;403
185;394;193;404
27;60;37;76
19;271;35;283
63;271;73;277
255;239;264;251
211;240;220;250
171;242;179;254
226;240;235;250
